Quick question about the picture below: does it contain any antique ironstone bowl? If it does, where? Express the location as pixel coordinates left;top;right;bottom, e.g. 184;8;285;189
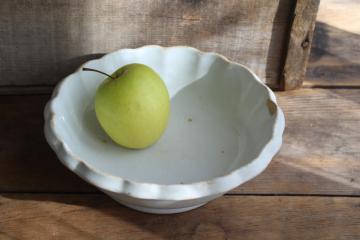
44;45;285;214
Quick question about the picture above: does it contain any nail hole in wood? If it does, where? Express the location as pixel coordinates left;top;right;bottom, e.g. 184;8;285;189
301;37;310;48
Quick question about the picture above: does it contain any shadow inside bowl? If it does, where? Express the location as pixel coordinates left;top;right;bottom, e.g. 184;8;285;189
77;61;264;185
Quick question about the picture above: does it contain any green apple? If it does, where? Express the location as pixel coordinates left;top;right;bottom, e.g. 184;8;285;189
85;63;170;149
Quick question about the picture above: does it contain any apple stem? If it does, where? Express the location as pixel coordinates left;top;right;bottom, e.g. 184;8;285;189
83;67;115;79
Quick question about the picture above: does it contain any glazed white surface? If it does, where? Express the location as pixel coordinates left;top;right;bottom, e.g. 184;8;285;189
44;46;285;213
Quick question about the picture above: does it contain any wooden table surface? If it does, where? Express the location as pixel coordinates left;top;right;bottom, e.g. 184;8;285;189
1;1;360;239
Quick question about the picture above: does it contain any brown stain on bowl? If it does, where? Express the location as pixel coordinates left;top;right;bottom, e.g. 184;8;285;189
267;99;277;116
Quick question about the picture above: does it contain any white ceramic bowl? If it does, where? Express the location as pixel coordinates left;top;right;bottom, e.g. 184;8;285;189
44;45;285;214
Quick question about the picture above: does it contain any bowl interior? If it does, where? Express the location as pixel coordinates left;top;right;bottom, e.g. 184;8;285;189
52;47;276;184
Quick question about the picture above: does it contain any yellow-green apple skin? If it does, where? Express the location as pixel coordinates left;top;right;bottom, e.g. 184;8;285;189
95;63;170;149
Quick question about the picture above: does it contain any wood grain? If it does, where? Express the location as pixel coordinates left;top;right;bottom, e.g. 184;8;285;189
0;95;95;192
306;31;360;86
282;0;320;90
0;0;294;89
235;88;360;195
0;194;359;239
304;0;360;87
1;89;359;195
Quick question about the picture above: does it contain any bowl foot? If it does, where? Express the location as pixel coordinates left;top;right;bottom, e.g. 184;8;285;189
121;202;207;214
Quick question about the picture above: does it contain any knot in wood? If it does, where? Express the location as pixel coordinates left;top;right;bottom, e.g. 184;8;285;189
301;39;310;48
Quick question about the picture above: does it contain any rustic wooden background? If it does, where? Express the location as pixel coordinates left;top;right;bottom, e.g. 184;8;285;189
0;0;359;239
0;0;295;91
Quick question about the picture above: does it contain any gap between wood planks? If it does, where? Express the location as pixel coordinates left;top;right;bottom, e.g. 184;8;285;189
303;85;360;89
1;191;360;198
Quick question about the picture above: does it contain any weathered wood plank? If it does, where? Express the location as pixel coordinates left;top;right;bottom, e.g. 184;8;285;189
304;0;360;87
0;95;95;192
235;89;360;195
0;194;359;240
0;86;54;96
0;89;359;195
0;0;294;89
282;0;320;90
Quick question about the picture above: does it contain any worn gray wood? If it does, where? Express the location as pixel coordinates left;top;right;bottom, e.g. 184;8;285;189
236;88;360;195
1;194;360;240
304;0;360;87
282;0;320;90
0;0;294;89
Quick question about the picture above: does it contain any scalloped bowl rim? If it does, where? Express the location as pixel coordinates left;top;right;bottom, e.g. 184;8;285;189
44;45;285;201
